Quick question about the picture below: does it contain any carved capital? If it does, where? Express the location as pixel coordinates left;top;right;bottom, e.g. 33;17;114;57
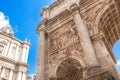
37;18;48;34
70;3;80;15
91;32;105;42
37;25;45;35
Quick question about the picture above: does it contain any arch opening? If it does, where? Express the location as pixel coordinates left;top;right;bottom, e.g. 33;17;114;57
98;4;120;62
56;58;83;80
113;40;120;72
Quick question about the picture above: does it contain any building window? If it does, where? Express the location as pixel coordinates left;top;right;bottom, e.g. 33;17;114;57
0;45;4;54
0;40;6;54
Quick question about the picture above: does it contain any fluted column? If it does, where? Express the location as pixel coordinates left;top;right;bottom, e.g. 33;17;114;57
36;25;46;80
22;72;26;80
21;45;27;62
17;71;22;80
15;44;20;61
1;67;5;77
70;4;99;68
3;41;10;56
8;70;13;80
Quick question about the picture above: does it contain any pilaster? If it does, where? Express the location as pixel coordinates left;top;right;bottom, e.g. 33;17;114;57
22;72;26;80
8;69;13;80
17;71;22;80
15;44;20;61
1;67;5;78
21;45;27;62
3;41;10;56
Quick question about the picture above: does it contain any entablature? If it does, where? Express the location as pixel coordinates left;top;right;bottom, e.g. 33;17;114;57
0;55;28;68
37;9;73;34
41;0;80;19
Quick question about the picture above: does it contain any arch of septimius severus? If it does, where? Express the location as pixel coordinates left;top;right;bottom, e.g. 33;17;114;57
36;0;120;80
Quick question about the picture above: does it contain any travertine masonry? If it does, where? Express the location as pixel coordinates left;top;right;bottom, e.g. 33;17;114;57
36;0;120;80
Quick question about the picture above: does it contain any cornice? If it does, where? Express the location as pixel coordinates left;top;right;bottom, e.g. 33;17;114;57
0;55;29;67
0;31;30;46
47;9;71;26
37;9;72;34
41;0;64;18
49;0;64;10
79;0;99;12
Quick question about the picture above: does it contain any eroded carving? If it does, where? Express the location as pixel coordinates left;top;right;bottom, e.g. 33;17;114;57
49;20;79;52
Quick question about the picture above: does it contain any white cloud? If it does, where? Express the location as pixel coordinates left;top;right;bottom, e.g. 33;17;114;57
0;11;11;29
116;59;120;73
28;73;36;80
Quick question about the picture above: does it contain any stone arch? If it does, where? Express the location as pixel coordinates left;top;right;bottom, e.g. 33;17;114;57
98;4;120;48
93;2;114;34
51;55;86;78
56;58;83;80
93;2;120;61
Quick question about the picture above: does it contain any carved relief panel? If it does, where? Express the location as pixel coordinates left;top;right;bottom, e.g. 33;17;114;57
49;20;79;53
80;0;112;31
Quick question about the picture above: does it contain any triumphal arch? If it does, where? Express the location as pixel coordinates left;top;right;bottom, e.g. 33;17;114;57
36;0;120;80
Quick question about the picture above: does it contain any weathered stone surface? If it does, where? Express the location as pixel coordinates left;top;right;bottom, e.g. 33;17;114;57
36;0;120;80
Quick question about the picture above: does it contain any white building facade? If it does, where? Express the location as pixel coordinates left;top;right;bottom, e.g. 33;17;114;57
0;26;30;80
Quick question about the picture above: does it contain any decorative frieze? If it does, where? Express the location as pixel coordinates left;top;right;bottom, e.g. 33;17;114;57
49;20;79;52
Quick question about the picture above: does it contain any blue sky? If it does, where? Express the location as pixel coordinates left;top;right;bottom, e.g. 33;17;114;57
0;0;120;79
0;0;56;79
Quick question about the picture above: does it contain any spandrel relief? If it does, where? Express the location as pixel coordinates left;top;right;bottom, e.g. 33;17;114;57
49;43;85;65
49;20;79;52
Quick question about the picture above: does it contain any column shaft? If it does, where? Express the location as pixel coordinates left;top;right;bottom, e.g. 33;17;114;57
73;9;99;67
21;46;26;62
22;72;26;80
1;67;5;78
8;70;13;80
36;30;46;80
17;71;22;80
4;42;10;56
15;45;19;61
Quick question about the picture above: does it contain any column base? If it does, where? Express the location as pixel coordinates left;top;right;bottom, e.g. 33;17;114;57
87;66;102;76
84;71;117;80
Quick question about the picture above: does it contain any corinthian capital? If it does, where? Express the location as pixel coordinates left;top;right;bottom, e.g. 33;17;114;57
37;18;48;34
70;3;80;15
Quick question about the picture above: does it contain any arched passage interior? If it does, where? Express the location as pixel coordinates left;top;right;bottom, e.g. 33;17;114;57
56;58;83;80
